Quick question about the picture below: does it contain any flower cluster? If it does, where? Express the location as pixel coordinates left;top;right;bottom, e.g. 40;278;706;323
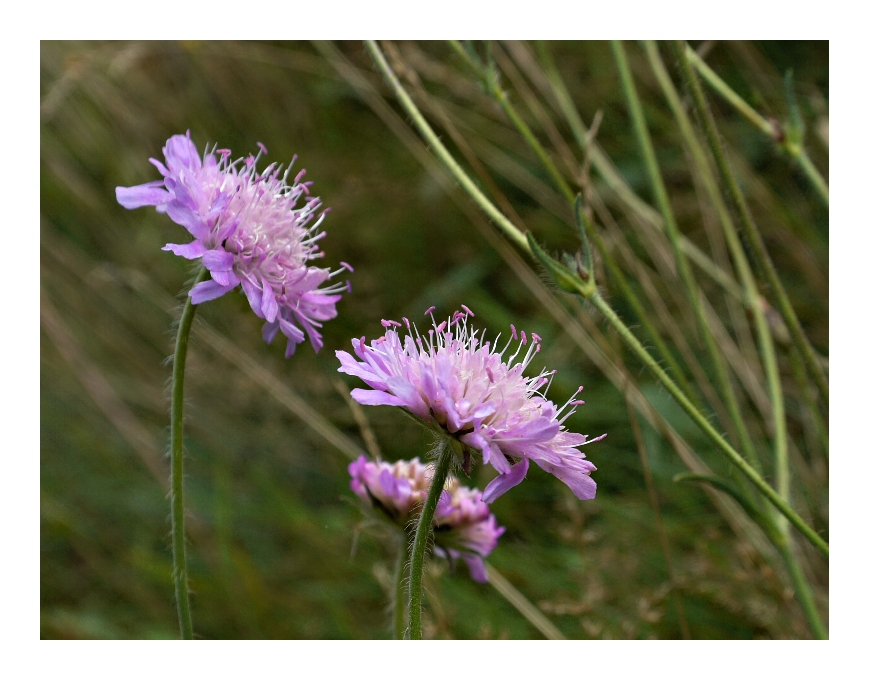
349;455;505;582
116;132;350;357
337;307;603;502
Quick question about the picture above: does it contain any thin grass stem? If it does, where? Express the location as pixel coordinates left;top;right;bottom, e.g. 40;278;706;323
777;537;828;639
587;289;827;557
366;38;826;557
672;41;829;405
610;325;691;639
449;41;575;203
612;40;759;467
534;42;750;307
685;46;828;205
366;40;528;253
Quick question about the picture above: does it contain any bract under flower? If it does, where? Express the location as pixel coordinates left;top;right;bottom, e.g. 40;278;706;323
116;132;350;356
348;455;505;582
337;308;604;502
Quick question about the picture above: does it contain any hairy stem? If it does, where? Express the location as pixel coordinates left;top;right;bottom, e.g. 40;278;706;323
685;45;828;205
170;266;208;640
407;439;452;640
587;289;827;557
366;40;528;253
672;41;828;405
612;40;759;467
366;38;826;558
586;223;703;411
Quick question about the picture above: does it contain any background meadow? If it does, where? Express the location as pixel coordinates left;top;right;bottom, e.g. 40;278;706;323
40;40;828;639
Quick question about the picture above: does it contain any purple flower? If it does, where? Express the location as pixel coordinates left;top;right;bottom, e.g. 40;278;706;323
116;132;350;357
349;455;505;582
433;478;506;582
348;456;431;524
337;307;604;503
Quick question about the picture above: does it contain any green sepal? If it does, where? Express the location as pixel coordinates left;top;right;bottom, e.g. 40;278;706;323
527;231;592;296
573;193;595;279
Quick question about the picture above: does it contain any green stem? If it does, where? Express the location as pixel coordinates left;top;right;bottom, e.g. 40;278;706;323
673;42;829;405
686;47;777;137
642;49;829;635
407;438;452;640
393;535;408;639
777;537;828;639
535;42;751;308
644;40;776;477
793;150;830;205
365;40;528;253
612;40;759;468
366;38;827;558
587;290;828;557
449;41;575;203
170;266;207;640
585;221;703;411
685;46;829;205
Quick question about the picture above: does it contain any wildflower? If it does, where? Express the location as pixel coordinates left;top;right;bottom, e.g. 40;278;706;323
349;455;505;582
337;307;603;502
116;132;350;356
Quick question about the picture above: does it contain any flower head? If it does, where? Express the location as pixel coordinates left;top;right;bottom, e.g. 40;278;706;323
349;455;505;582
116;132;350;357
337;307;604;502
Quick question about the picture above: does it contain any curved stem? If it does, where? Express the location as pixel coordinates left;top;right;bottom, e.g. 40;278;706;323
535;41;751;307
393;535;408;639
365;40;528;253
685;46;829;205
407;438;451;640
612;40;759;468
672;41;828;405
449;41;575;202
587;290;828;557
170;266;207;640
366;37;827;559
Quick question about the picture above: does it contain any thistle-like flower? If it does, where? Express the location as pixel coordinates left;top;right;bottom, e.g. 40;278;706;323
349;455;505;582
116;132;350;356
337;307;604;502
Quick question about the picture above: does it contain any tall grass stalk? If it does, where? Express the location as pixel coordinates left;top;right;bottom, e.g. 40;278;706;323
366;39;826;556
672;41;829;405
611;40;759;469
685;45;829;205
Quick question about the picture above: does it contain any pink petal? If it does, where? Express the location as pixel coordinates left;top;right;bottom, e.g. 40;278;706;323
481;457;530;503
350;388;407;407
202;250;235;271
189;279;233;304
162;241;207;259
261;283;278;323
116;183;168;209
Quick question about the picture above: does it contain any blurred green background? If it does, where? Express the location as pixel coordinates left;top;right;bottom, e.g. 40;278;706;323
40;41;828;639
